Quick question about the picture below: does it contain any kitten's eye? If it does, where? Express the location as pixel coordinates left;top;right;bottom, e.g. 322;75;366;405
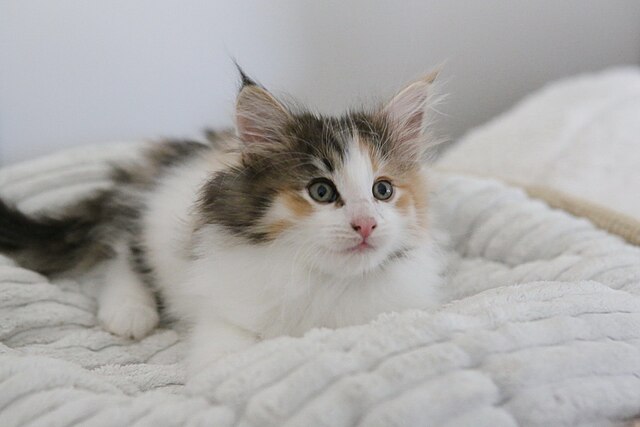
308;179;338;203
373;180;393;201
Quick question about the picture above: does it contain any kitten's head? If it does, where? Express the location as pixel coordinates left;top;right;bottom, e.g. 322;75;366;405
200;71;440;277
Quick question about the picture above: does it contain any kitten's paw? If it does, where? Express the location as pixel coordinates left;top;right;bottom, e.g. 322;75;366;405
98;302;159;340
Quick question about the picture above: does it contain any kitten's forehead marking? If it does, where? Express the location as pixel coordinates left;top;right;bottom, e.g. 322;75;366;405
335;133;376;205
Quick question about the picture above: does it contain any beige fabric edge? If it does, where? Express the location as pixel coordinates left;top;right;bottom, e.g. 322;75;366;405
522;184;640;247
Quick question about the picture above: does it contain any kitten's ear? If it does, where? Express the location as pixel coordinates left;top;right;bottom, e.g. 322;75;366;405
235;75;291;146
382;70;438;150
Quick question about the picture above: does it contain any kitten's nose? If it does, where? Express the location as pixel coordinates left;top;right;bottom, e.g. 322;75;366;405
351;217;377;239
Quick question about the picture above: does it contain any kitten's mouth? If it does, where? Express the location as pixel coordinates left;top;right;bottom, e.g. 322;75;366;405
345;241;374;253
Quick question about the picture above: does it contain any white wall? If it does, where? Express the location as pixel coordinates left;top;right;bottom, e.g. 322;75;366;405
1;0;639;165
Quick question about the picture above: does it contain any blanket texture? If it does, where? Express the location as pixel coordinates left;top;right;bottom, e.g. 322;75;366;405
438;67;640;222
1;143;640;426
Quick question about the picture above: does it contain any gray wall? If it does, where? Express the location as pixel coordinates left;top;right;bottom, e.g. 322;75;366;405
1;0;639;165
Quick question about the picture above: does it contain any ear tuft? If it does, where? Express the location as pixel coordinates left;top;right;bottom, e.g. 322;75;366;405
234;61;258;89
382;70;439;155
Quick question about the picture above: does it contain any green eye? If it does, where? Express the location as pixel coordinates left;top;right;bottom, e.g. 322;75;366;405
308;179;338;203
373;180;393;201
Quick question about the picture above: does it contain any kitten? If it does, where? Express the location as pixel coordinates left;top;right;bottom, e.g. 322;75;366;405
0;70;447;374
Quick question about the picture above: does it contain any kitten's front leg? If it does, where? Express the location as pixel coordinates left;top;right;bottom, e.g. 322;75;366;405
97;245;159;339
187;318;258;375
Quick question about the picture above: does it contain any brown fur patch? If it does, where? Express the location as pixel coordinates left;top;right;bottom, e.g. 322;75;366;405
396;193;412;211
267;219;293;238
395;171;429;230
281;191;314;218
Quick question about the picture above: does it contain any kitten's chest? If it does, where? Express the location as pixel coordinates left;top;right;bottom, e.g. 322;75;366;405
251;270;410;338
203;257;383;336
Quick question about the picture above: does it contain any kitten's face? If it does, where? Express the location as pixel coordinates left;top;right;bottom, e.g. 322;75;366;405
261;118;428;277
199;72;436;277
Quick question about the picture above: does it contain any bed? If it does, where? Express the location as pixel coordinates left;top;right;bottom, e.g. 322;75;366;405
1;68;639;426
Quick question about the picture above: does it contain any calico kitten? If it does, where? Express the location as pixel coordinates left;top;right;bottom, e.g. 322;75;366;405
0;70;447;373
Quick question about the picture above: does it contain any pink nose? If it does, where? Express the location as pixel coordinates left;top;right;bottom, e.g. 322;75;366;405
351;217;377;239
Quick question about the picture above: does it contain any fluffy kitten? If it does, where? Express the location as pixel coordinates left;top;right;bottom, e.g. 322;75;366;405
0;70;447;373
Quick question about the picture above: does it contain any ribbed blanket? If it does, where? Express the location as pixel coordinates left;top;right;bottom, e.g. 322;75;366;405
1;142;639;426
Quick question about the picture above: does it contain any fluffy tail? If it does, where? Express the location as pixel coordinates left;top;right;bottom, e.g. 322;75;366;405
0;191;119;274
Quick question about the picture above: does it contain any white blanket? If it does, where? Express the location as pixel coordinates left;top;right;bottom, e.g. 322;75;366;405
1;142;640;427
438;67;640;221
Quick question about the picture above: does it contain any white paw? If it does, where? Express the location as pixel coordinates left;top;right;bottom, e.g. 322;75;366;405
98;302;159;340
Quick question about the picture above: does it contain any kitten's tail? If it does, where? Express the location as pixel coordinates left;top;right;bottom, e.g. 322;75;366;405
0;191;120;274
